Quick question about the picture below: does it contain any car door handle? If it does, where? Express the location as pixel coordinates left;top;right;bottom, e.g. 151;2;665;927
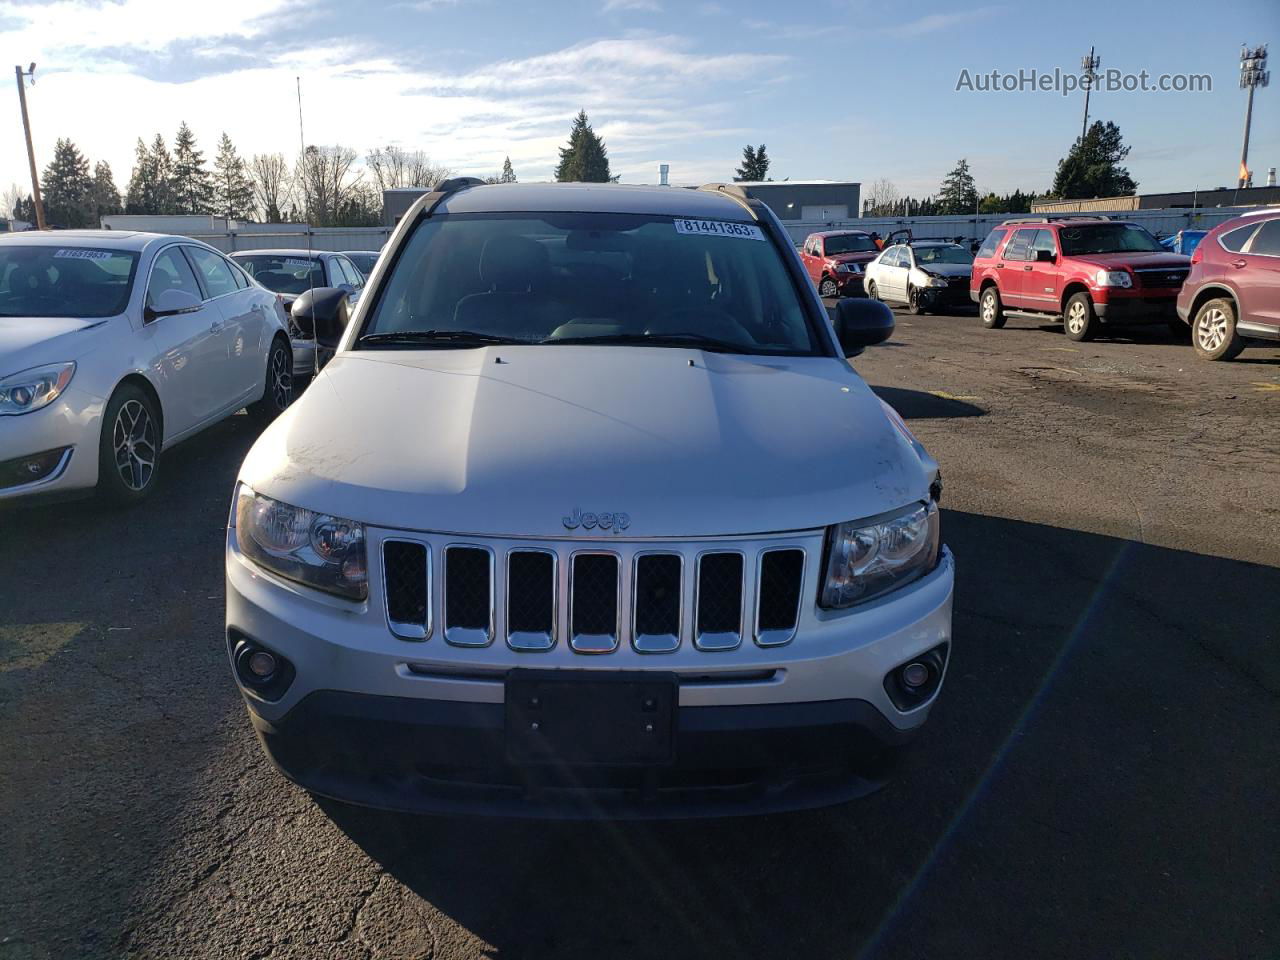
1230;259;1247;268
995;263;1004;269
210;320;224;333
1022;265;1033;271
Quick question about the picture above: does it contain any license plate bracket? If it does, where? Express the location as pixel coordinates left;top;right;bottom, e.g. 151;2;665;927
505;670;676;766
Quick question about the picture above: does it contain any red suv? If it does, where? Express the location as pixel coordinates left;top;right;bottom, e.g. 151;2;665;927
800;230;880;298
969;218;1191;341
1176;210;1280;361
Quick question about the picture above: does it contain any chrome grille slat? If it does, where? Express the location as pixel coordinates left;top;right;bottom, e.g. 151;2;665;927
383;539;430;640
632;553;682;653
694;551;744;651
506;549;556;651
569;553;620;653
443;545;494;647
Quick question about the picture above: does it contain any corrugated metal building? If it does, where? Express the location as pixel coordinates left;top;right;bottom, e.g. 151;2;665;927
1033;185;1280;213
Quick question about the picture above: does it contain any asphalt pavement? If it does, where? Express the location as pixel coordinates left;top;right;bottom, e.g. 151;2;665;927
1;306;1277;960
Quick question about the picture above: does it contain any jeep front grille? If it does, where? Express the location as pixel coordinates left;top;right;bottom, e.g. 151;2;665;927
378;532;814;655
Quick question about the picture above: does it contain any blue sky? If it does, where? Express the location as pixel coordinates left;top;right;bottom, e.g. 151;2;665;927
1;0;1277;205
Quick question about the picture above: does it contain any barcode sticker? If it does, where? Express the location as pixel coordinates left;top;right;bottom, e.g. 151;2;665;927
54;249;113;261
673;219;765;241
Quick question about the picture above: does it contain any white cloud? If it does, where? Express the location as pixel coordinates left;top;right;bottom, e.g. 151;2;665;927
602;0;661;12
0;14;786;191
880;7;1002;37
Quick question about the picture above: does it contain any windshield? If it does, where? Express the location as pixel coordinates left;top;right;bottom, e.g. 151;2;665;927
914;245;973;265
0;245;138;318
361;212;822;355
1059;224;1163;255
235;254;326;295
823;234;877;255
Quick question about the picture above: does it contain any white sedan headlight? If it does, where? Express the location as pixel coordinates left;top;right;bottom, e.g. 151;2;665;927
821;501;940;609
232;484;367;600
925;275;949;288
0;362;75;416
1093;269;1132;288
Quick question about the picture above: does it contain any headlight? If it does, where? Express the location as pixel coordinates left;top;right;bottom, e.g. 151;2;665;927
1093;269;1132;288
836;262;862;275
926;275;949;288
232;484;367;600
820;501;940;609
0;362;75;416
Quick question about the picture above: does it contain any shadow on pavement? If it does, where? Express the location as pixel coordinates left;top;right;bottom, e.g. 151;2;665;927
871;385;984;419
322;511;1279;960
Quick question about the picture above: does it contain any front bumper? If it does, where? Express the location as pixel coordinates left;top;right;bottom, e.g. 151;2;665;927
0;387;104;501
918;283;973;309
836;273;866;296
1094;291;1179;322
226;532;955;817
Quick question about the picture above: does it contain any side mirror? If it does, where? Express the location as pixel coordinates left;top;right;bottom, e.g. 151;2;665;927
291;287;350;349
832;297;894;358
144;288;201;322
1035;249;1056;263
337;282;356;295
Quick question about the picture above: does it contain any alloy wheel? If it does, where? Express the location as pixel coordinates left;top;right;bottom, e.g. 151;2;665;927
270;346;293;411
1197;308;1228;352
113;399;157;491
1066;302;1086;335
982;292;995;322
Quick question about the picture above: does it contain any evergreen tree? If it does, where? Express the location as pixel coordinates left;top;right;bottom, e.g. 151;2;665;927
554;111;612;183
148;134;177;214
500;156;517;183
42;139;95;227
1051;120;1137;199
734;143;770;182
171;122;213;214
213;133;255;220
89;161;122;220
125;138;155;214
936;158;979;215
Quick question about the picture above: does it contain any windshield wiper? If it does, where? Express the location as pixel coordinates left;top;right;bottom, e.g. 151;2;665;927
357;329;524;347
541;332;756;353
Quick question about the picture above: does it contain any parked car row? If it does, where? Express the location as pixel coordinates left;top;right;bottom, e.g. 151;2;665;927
804;207;1280;363
0;233;380;505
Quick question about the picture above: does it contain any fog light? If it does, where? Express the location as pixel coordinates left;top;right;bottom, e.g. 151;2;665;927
901;661;930;688
247;650;277;679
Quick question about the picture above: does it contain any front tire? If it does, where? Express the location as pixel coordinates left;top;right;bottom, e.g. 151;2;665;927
98;384;161;505
980;286;1005;329
1191;297;1245;361
866;280;880;302
819;277;839;298
906;285;926;315
1063;292;1097;341
249;338;294;424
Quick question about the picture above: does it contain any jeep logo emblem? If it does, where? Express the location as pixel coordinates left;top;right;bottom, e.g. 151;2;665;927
563;507;631;533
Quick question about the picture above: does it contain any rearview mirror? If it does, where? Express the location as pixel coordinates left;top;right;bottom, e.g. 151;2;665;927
144;288;201;322
1035;249;1056;263
832;297;894;358
291;287;350;349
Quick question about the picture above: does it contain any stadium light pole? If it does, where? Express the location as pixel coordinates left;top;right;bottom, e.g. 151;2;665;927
1238;44;1269;189
1080;47;1101;143
14;63;47;230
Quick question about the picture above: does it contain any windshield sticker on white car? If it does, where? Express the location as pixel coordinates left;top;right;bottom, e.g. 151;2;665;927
53;249;113;261
673;219;765;241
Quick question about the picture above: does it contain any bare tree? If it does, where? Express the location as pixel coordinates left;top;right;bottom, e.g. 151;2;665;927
2;183;28;220
296;145;363;226
864;178;900;216
365;145;452;191
250;153;293;223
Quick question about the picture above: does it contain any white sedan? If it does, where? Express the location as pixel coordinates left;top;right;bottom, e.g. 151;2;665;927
0;231;294;503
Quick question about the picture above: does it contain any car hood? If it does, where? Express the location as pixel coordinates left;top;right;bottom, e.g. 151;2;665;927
1070;252;1191;270
240;346;931;539
914;263;972;278
0;315;115;377
827;252;878;266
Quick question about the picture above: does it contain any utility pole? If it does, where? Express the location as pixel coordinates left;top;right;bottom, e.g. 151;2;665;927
1080;47;1101;144
14;63;46;230
1238;44;1269;189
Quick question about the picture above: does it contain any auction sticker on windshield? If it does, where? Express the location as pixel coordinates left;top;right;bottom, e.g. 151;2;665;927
53;249;113;260
674;219;765;241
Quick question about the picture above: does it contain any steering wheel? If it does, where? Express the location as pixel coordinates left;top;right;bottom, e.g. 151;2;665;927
644;305;753;344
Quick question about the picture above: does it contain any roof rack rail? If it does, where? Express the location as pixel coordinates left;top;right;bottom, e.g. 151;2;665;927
1001;214;1114;225
419;176;487;217
697;182;760;221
